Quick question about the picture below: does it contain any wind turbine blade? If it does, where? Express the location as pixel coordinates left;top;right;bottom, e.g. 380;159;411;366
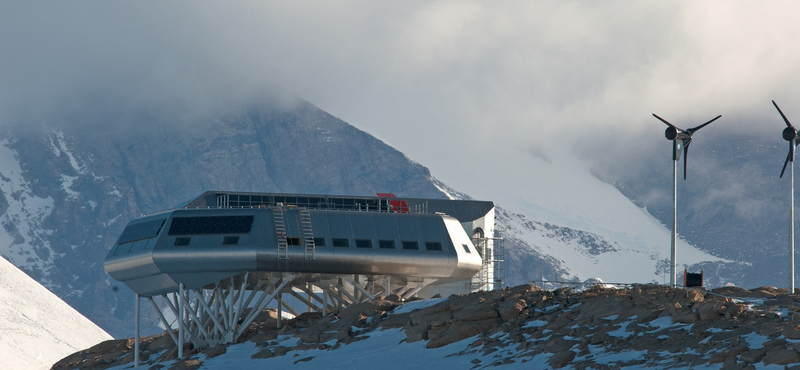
683;142;689;180
774;100;795;129
653;113;677;128
688;115;722;133
781;145;792;178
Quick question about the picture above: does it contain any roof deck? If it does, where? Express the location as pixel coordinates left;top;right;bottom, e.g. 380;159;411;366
180;191;494;223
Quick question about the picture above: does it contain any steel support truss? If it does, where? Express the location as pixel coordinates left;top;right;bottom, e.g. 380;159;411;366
133;272;438;366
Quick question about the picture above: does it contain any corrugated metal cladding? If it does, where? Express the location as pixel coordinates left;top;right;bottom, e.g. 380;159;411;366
168;215;254;235
117;219;166;244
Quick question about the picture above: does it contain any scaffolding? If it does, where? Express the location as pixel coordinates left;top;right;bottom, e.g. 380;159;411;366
471;237;505;292
132;272;439;365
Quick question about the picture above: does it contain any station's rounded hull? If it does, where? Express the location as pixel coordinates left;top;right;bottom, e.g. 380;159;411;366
105;207;483;296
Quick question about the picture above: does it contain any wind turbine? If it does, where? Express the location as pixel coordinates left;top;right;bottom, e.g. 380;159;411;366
652;113;721;287
775;100;799;294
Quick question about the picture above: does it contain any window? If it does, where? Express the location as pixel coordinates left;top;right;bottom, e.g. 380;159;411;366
379;240;395;249
402;241;419;250
425;242;442;251
223;236;240;245
356;239;373;249
174;237;191;246
462;244;471;253
169;215;254;235
333;238;350;248
314;237;326;247
287;237;301;246
117;219;166;244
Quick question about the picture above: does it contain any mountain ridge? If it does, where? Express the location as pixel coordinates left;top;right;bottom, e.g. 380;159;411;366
0;96;449;338
52;283;800;370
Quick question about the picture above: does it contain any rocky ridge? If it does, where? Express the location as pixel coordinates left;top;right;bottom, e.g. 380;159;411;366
52;284;800;370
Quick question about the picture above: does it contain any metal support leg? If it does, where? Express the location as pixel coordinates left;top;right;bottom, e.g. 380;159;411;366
276;292;283;329
308;283;313;313
402;278;437;300
134;293;140;368
178;284;185;359
789;160;794;294
322;286;328;316
671;158;677;287
148;297;178;346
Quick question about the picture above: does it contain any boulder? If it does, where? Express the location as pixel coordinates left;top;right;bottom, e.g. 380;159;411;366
410;309;451;327
708;345;749;364
548;350;576;369
203;345;227;359
404;323;431;343
498;298;527;322
510;283;541;295
167;359;203;370
452;306;499;322
763;346;800;366
698;302;721;321
426;318;502;348
673;310;699;324
739;348;767;364
711;286;748;296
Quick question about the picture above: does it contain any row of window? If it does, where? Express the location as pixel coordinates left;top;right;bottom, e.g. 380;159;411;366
172;235;449;252
309;238;442;251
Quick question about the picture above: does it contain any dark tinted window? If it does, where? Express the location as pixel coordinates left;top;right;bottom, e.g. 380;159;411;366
118;219;166;244
314;237;326;247
169;215;254;235
287;237;301;246
174;237;191;246
462;244;471;253
425;242;442;251
379;240;395;249
402;241;419;250
333;238;349;248
356;239;372;249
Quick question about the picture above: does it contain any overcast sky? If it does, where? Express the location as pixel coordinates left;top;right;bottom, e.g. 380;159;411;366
3;1;800;198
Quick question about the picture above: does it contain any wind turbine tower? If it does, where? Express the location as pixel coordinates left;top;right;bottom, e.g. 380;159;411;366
653;113;721;287
775;100;799;294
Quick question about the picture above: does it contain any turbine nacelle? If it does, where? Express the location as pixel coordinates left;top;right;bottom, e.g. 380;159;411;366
653;113;721;180
775;100;800;178
664;126;690;141
784;126;798;142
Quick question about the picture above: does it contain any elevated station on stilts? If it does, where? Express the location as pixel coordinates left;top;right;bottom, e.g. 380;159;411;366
104;191;503;365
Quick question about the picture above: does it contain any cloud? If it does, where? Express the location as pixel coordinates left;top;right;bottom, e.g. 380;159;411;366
3;1;800;184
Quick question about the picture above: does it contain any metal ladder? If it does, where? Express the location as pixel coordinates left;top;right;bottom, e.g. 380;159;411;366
273;206;288;259
299;208;315;260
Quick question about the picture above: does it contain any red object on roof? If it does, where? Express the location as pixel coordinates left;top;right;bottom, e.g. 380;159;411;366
376;193;409;213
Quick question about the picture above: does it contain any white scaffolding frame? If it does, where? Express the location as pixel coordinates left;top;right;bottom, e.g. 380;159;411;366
471;237;505;292
132;272;438;367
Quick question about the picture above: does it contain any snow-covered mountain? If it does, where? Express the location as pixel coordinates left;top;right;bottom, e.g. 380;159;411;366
436;144;728;287
0;92;777;342
0;95;449;339
0;255;111;370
